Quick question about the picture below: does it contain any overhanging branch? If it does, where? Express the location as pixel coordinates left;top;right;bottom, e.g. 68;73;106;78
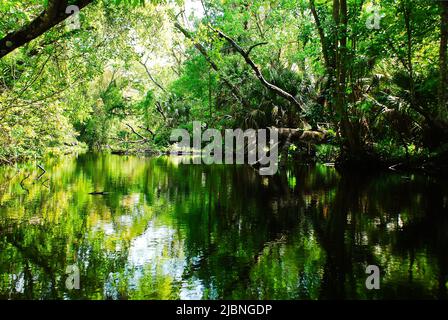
210;26;304;112
0;0;94;59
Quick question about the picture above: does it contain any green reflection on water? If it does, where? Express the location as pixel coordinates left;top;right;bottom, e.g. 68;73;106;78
0;153;447;299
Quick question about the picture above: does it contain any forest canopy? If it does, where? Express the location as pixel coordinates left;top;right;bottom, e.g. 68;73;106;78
0;0;447;172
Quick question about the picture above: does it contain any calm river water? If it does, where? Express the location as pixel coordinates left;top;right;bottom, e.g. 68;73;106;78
0;153;447;299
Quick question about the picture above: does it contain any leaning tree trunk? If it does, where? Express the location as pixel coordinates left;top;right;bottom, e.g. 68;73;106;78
0;0;93;59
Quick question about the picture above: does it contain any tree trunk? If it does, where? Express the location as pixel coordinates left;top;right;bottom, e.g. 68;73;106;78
309;0;330;71
420;1;448;148
439;1;448;117
402;2;417;113
333;0;359;153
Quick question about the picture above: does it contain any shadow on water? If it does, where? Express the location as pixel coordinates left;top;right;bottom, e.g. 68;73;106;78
0;153;447;299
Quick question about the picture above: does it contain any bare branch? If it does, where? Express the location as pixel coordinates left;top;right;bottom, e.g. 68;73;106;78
155;101;167;121
125;123;149;142
247;42;268;56
210;26;304;112
138;125;155;138
137;59;167;93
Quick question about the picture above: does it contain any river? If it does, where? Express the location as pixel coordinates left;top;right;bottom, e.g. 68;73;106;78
0;153;447;299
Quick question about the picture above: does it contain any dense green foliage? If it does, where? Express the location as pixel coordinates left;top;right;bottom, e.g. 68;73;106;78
1;0;447;169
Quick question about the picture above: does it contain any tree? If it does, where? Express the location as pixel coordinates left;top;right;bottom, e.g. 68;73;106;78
0;0;94;59
332;0;360;154
439;0;448;118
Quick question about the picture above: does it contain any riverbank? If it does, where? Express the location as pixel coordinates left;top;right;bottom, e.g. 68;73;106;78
3;141;448;178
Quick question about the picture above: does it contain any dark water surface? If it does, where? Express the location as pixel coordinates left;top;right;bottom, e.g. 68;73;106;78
0;153;447;299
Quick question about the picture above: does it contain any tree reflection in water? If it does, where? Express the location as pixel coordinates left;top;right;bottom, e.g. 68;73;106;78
0;153;446;299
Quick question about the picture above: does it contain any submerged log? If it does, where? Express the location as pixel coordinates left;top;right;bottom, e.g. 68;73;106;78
89;191;109;195
111;150;127;155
